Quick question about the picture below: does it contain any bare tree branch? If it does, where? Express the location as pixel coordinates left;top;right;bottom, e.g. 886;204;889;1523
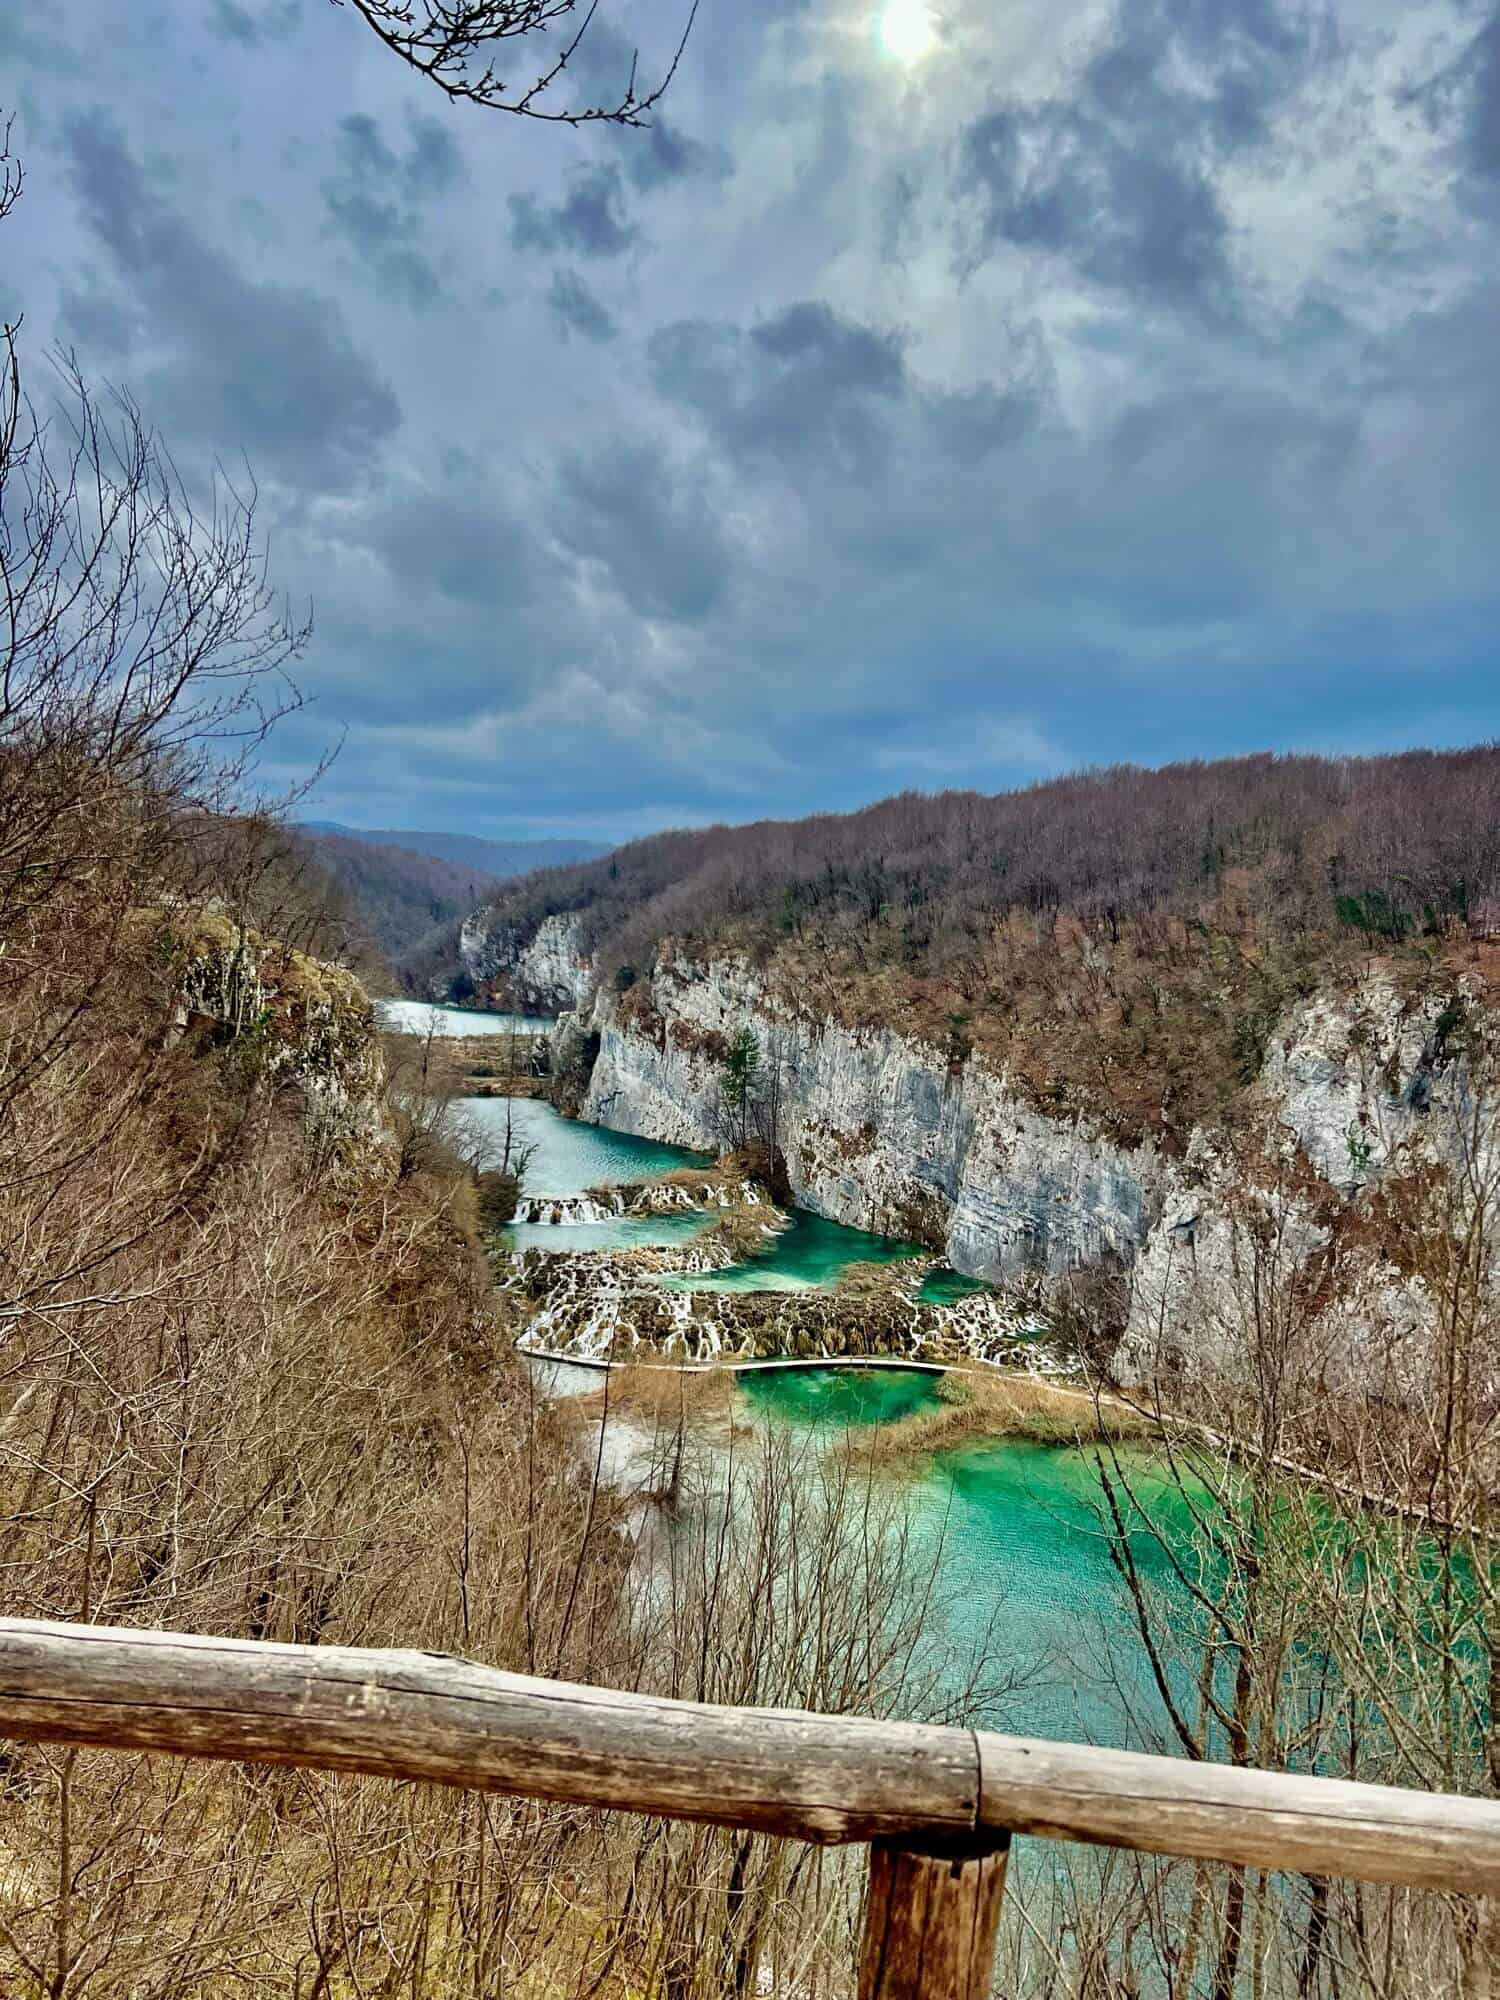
330;0;699;125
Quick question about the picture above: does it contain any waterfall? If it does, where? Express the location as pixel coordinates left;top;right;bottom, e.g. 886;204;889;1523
512;1191;627;1226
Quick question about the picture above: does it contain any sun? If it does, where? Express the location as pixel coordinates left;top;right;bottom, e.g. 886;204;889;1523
876;0;937;64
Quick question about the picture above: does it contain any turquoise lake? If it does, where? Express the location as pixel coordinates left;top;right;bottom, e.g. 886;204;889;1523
471;1095;962;1297
737;1366;1197;1748
463;1094;712;1190
377;998;553;1037
475;1089;1196;1750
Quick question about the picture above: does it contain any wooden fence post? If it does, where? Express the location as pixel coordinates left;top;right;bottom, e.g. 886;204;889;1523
857;1834;1010;2000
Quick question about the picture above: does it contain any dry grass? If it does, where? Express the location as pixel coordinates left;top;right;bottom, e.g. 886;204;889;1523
854;1369;1154;1460
700;1204;782;1263
833;1257;926;1299
575;1359;739;1426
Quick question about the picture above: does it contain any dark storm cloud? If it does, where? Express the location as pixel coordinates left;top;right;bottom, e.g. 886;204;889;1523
353;479;537;609
320;113;464;304
650;302;907;472
334;112;462;198
958;105;1233;307
548;268;618;342
618;115;728;189
56;281;133;358
957;0;1333;307
9;0;1500;841
926;378;1044;462
553;437;730;620
209;0;300;45
1086;0;1329;152
509;164;636;257
64;114;399;487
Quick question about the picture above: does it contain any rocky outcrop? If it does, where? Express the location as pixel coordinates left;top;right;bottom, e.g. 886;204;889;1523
1115;975;1498;1394
563;951;1165;1285
162;909;387;1147
460;911;591;1014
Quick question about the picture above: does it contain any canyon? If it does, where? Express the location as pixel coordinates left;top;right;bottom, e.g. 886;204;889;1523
463;912;1499;1389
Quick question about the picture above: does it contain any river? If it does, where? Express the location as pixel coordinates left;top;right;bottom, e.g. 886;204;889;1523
536;1351;1195;1752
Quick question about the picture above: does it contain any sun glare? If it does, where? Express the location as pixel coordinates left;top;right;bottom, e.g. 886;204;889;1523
877;0;937;64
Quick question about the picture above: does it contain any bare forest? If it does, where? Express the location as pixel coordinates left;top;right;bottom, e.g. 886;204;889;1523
471;751;1500;1145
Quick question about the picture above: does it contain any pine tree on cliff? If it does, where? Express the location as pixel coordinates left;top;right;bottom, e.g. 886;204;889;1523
722;1027;762;1154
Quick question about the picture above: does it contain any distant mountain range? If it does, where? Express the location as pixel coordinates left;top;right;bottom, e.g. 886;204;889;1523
300;823;609;878
296;824;611;974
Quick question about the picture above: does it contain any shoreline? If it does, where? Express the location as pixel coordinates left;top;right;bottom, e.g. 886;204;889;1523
520;1345;947;1377
520;1346;1477;1527
520;1343;1147;1454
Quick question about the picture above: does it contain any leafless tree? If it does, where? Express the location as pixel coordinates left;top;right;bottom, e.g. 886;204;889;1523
331;0;699;124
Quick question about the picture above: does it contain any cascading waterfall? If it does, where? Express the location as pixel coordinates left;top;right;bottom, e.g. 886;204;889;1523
513;1193;626;1225
499;1157;1068;1369
511;1178;763;1227
508;1241;1066;1369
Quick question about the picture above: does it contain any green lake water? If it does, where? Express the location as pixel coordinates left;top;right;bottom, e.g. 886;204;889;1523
738;1365;1198;1748
504;1212;716;1255
918;1264;993;1304
475;1097;975;1296
659;1207;928;1293
489;1097;1182;1747
377;999;554;1037
462;1095;713;1189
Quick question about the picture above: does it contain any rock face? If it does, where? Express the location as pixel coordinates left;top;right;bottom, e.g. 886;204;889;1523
460;912;592;1014
569;952;1165;1285
167;911;387;1147
534;948;1497;1392
1116;975;1497;1393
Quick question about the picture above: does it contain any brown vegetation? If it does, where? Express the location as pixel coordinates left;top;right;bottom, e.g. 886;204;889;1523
575;1360;740;1427
296;827;502;972
0;145;1015;1993
853;1370;1152;1460
473;750;1500;1146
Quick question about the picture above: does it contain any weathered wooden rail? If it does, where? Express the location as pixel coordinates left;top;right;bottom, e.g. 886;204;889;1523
1;1618;1497;1998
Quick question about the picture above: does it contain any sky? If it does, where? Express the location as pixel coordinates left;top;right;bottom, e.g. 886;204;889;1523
2;0;1498;843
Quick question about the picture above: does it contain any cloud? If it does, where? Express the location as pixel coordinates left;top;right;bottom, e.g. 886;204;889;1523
650;302;910;473
208;0;299;45
1473;5;1500;175
319;113;465;304
617;115;728;189
8;0;1499;841
553;436;732;621
957;105;1233;308
349;474;538;610
509;164;636;258
955;0;1336;309
548;268;618;342
64;112;400;489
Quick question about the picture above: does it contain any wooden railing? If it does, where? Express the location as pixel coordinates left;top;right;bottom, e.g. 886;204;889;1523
1;1618;1497;1999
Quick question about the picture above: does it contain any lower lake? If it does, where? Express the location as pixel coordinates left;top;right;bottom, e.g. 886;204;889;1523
377;998;554;1037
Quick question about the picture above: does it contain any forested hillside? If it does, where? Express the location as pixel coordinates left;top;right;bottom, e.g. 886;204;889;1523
302;822;608;877
295;826;503;972
468;749;1500;1146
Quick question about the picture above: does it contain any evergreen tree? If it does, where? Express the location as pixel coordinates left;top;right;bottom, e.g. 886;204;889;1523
721;1027;762;1151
